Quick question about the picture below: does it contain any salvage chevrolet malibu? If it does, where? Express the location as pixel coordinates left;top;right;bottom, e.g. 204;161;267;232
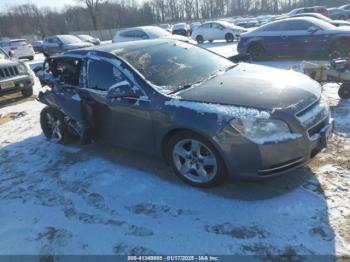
35;39;333;187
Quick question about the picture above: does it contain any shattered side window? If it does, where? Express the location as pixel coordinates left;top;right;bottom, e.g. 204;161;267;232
87;59;125;91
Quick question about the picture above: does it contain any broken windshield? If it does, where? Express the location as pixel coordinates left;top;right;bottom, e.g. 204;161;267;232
119;41;234;93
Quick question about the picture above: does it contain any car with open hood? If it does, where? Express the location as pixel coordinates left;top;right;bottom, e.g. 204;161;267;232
35;39;333;187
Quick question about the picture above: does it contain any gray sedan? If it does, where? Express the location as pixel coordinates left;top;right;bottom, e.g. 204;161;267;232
42;35;93;57
36;40;333;187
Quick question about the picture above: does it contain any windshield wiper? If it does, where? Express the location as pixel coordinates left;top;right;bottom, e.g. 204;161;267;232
168;80;203;95
168;64;238;95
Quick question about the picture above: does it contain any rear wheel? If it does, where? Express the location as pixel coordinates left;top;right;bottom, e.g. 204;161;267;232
21;86;33;97
40;107;73;144
338;83;350;99
209;40;214;43
196;35;204;44
248;43;266;61
225;33;234;42
167;131;225;188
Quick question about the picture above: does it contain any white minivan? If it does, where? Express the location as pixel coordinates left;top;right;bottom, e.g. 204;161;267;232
0;39;35;60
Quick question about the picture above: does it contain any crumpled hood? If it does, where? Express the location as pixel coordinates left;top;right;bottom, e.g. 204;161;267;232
177;63;321;114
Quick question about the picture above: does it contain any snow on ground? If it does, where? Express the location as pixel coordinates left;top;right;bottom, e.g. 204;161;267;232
0;43;349;257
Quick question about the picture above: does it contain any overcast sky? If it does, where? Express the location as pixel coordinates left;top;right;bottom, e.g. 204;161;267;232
1;0;75;10
0;0;143;11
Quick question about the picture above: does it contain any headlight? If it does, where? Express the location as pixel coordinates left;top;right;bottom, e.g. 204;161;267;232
17;63;28;74
230;118;292;143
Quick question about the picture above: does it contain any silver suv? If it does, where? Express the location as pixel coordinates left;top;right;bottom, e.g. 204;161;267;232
0;48;34;97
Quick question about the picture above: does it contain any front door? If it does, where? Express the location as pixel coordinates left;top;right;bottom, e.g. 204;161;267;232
85;58;155;152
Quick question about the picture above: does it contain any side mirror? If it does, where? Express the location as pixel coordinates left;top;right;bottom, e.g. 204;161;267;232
308;26;319;34
107;82;141;99
8;50;15;58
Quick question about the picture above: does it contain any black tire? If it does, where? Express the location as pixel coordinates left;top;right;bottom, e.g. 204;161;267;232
196;35;204;44
209;40;214;43
338;84;350;99
330;39;350;57
225;33;234;42
21;87;33;97
248;43;266;61
40;106;73;144
166;131;226;188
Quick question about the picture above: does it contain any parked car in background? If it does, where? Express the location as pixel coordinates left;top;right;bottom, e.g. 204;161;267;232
192;21;246;43
288;6;329;17
327;8;349;20
238;17;350;60
113;26;188;43
257;15;276;25
32;40;44;53
0;47;34;97
234;17;259;28
35;39;332;187
190;22;202;33
159;24;172;32
339;4;350;12
286;13;350;27
76;34;101;45
0;39;35;60
172;23;191;36
42;35;94;57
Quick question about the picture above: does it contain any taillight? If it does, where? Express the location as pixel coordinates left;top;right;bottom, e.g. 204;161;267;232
27;44;32;48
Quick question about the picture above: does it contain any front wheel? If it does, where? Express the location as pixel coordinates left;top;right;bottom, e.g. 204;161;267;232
339;83;350;99
40;107;73;144
248;43;266;61
21;87;33;97
225;33;234;42
167;131;226;188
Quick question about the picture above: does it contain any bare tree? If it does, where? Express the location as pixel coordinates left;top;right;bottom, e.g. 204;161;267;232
77;0;101;30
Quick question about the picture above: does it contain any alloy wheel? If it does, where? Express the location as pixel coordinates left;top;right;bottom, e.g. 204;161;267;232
172;139;218;184
46;113;63;142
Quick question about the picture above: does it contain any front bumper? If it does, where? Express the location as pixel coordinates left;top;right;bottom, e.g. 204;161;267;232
215;118;334;180
0;75;34;96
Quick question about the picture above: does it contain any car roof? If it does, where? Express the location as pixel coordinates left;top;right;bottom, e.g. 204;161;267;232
120;26;159;32
67;39;173;57
257;17;335;31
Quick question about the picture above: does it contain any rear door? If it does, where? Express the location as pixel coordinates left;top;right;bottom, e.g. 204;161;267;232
258;22;286;56
48;57;83;121
199;23;212;39
211;23;225;40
